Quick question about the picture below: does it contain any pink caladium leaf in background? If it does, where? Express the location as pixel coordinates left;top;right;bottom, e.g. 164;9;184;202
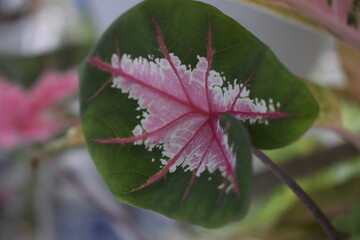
79;0;318;227
286;0;360;49
239;0;360;50
0;71;78;149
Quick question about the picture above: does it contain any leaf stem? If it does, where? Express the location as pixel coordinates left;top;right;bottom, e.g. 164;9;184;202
253;148;342;240
253;143;359;199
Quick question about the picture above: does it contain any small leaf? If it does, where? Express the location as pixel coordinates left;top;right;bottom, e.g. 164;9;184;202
79;0;318;227
334;202;360;239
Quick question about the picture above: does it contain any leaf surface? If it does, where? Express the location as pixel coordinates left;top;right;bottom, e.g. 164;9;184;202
79;0;318;227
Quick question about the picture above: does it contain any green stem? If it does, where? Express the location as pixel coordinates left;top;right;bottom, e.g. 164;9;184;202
253;148;342;240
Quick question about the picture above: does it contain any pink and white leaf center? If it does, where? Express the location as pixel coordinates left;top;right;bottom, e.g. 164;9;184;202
91;51;282;194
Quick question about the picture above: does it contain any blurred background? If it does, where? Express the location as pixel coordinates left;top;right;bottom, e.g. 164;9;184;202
0;0;359;239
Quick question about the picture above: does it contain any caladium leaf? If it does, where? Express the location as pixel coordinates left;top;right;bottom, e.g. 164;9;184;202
0;70;78;149
79;0;318;227
238;0;360;50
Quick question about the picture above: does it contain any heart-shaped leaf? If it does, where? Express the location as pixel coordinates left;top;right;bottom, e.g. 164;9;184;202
79;0;318;227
